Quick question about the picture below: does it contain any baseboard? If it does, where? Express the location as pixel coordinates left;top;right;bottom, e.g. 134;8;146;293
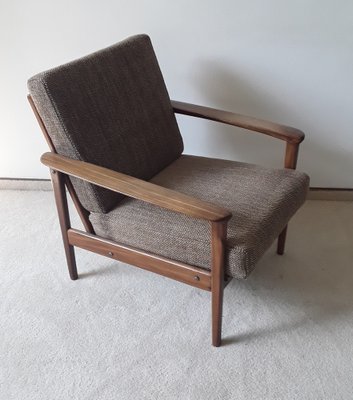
0;178;52;191
307;188;353;201
0;179;352;201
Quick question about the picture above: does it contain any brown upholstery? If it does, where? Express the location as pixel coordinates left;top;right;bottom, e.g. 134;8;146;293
27;34;183;213
90;155;309;279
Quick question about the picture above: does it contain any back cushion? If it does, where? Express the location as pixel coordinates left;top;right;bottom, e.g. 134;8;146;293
28;34;184;213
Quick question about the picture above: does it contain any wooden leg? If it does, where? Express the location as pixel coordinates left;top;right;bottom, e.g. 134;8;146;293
277;142;299;257
277;225;287;255
51;170;78;280
211;221;227;347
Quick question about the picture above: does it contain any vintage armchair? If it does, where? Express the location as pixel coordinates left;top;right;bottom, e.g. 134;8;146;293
27;34;309;347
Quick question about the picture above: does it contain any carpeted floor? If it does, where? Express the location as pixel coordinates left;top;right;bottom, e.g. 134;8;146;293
0;190;352;399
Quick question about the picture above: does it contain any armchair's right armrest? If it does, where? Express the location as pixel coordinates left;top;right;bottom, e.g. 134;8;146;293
41;152;232;223
172;100;305;144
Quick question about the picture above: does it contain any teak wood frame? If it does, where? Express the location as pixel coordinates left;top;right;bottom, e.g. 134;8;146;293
28;95;304;347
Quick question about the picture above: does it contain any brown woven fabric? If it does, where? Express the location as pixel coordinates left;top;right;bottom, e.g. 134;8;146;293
90;155;309;279
27;34;183;213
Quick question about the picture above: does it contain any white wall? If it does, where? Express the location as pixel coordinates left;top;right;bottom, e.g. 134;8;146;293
1;0;353;187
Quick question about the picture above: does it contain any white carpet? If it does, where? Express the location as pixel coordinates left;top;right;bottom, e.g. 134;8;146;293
0;190;352;399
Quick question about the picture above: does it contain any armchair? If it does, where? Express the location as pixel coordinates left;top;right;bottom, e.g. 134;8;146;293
28;34;309;346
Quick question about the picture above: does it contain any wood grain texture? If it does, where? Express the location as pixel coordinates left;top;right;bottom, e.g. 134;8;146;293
211;221;227;347
68;228;212;291
51;170;78;280
41;152;232;223
284;142;300;169
172;100;305;144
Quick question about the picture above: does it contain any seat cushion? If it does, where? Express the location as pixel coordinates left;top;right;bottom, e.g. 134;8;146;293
89;155;309;279
28;34;183;213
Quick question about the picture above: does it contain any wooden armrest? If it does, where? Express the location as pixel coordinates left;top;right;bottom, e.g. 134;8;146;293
41;152;232;222
171;100;305;144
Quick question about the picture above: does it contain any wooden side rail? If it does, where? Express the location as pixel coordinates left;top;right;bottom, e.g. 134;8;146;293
41;152;232;223
171;100;305;144
68;228;212;291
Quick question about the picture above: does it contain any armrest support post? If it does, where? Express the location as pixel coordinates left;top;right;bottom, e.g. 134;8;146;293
277;140;300;255
284;142;299;170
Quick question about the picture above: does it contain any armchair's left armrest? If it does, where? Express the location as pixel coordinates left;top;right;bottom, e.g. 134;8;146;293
41;152;232;222
171;100;305;144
